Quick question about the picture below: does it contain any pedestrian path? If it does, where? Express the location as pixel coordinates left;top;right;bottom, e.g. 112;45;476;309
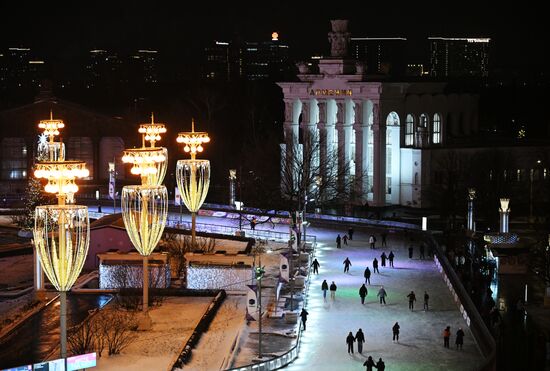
285;227;484;371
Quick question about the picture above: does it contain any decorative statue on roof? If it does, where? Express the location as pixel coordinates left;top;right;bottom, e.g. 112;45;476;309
328;20;351;58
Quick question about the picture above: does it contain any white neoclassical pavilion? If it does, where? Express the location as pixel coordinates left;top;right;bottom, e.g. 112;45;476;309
277;20;478;207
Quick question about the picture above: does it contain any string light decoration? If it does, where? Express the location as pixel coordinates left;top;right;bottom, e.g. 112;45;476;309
176;119;211;246
122;113;168;186
121;114;169;323
32;111;90;359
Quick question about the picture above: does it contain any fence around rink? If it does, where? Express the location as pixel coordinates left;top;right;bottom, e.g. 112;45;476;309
427;233;496;371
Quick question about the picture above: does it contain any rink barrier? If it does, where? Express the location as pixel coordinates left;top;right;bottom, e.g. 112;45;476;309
428;234;496;371
224;231;315;370
170;290;227;370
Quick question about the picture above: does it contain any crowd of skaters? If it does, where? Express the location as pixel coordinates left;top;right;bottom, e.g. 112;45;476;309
306;226;468;369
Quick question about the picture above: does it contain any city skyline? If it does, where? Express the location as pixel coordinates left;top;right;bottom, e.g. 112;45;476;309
0;3;546;72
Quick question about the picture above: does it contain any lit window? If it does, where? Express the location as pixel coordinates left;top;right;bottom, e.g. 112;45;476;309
405;114;414;146
432;113;441;144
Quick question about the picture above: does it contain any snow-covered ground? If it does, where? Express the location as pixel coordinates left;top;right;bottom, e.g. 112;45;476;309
183;295;247;371
95;296;211;371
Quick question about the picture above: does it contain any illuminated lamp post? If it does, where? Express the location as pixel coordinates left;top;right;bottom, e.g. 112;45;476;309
467;188;476;233
33;112;90;358
176;119;210;247
121;114;168;328
499;198;510;233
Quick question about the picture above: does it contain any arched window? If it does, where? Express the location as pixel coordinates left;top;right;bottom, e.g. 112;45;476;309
420;113;428;128
386;112;399;126
432;113;441;144
405;114;414;146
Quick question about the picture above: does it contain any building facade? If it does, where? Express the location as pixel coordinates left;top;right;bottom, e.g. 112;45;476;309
0;88;130;196
350;37;407;77
278;21;479;207
429;37;490;78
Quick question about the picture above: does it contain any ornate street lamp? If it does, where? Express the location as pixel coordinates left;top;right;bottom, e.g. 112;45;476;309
33;112;90;358
176;119;210;246
121;114;168;328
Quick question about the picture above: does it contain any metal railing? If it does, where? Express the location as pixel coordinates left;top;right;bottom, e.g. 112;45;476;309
225;231;316;371
427;233;496;370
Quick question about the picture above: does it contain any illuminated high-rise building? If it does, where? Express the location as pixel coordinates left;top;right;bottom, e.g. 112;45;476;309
350;37;407;77
129;50;159;84
86;50;124;88
244;32;291;81
429;37;490;78
203;32;291;81
0;47;45;89
203;41;231;81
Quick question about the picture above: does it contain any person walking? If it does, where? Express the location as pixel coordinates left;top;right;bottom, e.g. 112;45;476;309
359;283;368;304
373;258;379;274
346;331;356;354
443;326;451;348
419;244;425;259
348;226;354;240
364;267;371;285
381;232;387;247
408;244;414;259
377;286;387;305
311;258;320;274
321;279;329;300
380;252;387;267
388;251;395;267
343;257;352;273
407;290;417;311
343;234;348;245
250;217;257;230
423;291;429;311
456;328;465;350
363;356;375;371
355;328;365;353
376;358;386;371
330;281;337;300
336;234;342;248
369;234;376;249
300;308;309;331
392;322;400;342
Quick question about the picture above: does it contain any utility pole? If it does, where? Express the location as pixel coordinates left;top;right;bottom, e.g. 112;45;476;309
289;223;295;311
255;240;266;359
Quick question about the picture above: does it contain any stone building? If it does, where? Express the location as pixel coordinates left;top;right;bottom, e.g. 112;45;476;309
0;88;130;197
278;20;480;207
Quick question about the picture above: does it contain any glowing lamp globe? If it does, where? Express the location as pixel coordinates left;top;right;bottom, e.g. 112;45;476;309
33;205;89;292
121;185;168;256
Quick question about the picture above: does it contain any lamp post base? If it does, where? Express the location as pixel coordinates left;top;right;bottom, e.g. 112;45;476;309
137;311;153;331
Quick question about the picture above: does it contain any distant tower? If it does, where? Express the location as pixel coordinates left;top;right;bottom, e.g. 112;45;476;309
328;20;351;58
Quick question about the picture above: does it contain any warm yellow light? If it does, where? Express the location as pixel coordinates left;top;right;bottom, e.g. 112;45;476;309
272;32;279;41
34;161;89;195
176;119;210;160
38;111;65;141
121;185;168;256
138;113;167;148
33;205;89;291
122;147;167;186
176;159;210;213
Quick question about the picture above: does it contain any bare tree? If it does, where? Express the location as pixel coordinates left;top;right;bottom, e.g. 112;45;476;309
280;133;366;211
243;131;366;213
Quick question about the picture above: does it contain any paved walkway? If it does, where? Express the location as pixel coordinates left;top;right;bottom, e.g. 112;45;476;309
285;226;484;371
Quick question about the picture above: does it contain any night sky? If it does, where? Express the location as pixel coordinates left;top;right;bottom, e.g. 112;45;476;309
1;2;547;71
